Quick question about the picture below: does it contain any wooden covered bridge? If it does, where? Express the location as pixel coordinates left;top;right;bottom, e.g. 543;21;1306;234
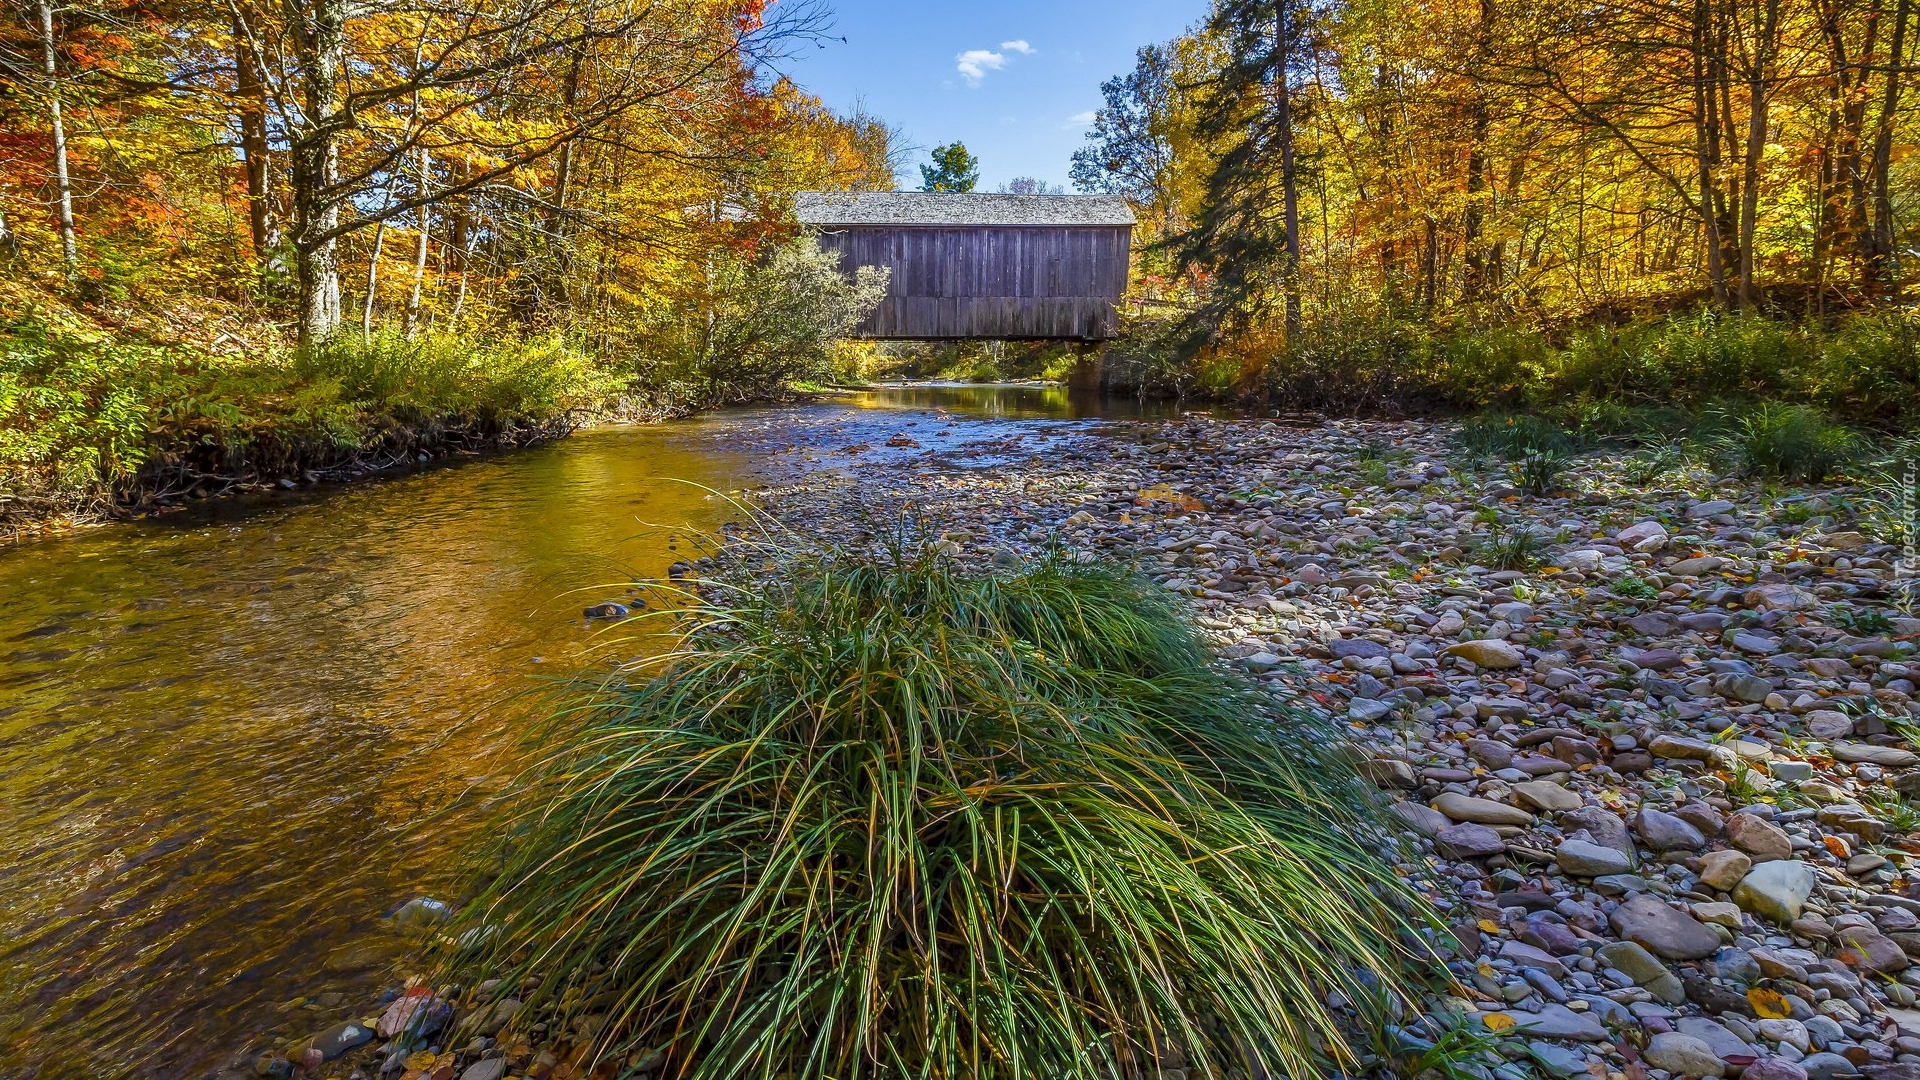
795;192;1135;342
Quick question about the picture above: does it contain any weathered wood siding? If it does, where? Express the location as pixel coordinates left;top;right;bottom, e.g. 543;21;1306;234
816;225;1132;340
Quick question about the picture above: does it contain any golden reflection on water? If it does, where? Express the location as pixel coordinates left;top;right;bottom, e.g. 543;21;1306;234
0;387;1168;1078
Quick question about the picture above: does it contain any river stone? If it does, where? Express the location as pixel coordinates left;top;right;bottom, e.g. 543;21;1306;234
1638;808;1708;851
391;896;453;928
1390;801;1450;836
1833;743;1920;768
1716;673;1776;703
1679;1015;1758;1059
1434;822;1506;858
1758;1018;1811;1052
1805;658;1857;680
376;993;450;1038
1644;1032;1727;1078
1733;861;1819;923
1562;806;1636;862
1328;637;1390;660
1618;521;1670;549
1598;940;1687;1004
1558;838;1633;877
1799;1053;1862;1080
1727;813;1795;862
1835;925;1910;973
1466;738;1516;770
460;997;522;1038
1445;639;1525;669
309;1022;374;1060
1433;792;1534;826
1744;1060;1811;1080
1513;780;1582;812
1670;556;1726;576
1699;849;1753;891
1612;894;1722;960
1651;734;1718;761
1485;1003;1608;1041
1804;710;1855;739
1746;583;1817;611
460;1060;509;1080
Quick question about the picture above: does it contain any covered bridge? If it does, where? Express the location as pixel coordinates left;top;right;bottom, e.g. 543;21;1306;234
795;192;1135;341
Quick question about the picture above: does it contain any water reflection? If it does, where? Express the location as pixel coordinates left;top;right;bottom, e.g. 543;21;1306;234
0;388;1154;1078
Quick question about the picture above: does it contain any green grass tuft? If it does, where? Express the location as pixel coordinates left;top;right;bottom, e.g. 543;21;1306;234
449;550;1430;1080
1720;402;1866;483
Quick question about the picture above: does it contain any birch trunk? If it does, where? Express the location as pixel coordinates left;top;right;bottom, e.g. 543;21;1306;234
37;0;76;278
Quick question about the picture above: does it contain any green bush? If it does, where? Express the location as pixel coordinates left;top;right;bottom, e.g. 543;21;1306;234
453;551;1428;1080
1803;310;1920;426
636;241;888;406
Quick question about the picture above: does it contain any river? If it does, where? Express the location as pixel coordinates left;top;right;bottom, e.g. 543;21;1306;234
0;385;1187;1079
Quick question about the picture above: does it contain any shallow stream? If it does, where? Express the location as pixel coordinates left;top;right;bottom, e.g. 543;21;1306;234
0;385;1182;1078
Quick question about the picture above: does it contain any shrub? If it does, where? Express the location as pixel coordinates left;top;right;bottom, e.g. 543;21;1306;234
639;241;888;406
451;551;1428;1080
1722;402;1865;483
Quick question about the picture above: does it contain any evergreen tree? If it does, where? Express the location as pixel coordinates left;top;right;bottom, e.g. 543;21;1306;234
1172;0;1306;347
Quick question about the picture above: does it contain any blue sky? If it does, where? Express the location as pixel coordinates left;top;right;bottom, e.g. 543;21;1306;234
771;0;1208;191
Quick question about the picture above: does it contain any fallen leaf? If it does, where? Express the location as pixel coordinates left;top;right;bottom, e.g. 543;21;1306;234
1482;1012;1517;1032
1749;987;1791;1019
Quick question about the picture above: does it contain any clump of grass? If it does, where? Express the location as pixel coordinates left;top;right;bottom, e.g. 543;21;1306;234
1477;522;1544;570
1623;443;1686;486
1722;402;1865;483
1864;437;1920;547
449;550;1429;1080
1611;574;1660;600
1453;413;1577;460
1510;449;1573;496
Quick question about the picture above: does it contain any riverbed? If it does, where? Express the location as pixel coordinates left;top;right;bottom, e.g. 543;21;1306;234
0;385;1187;1079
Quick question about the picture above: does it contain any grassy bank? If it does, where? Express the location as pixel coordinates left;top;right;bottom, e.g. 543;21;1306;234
0;305;620;535
1105;308;1920;428
444;551;1433;1080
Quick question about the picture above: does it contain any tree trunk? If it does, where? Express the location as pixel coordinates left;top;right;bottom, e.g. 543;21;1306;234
1868;0;1911;293
361;215;387;342
1693;0;1731;307
290;0;347;344
231;7;278;270
1462;0;1496;305
0;203;18;262
1736;0;1781;310
404;149;431;334
37;0;76;278
1274;0;1302;335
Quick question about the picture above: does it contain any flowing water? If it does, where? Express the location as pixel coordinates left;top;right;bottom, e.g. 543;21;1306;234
0;385;1188;1079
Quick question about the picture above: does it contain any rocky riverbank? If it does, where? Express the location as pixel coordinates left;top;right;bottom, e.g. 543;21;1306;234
751;413;1918;1080
232;412;1919;1080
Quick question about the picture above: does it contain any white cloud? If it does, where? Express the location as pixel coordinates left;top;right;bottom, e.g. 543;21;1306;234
955;40;1036;86
1065;110;1097;129
956;49;1007;86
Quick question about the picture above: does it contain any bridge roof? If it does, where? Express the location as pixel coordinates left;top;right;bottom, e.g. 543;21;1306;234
795;192;1136;228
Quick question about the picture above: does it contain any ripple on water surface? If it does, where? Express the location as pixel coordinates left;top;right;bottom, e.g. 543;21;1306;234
0;386;1171;1077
